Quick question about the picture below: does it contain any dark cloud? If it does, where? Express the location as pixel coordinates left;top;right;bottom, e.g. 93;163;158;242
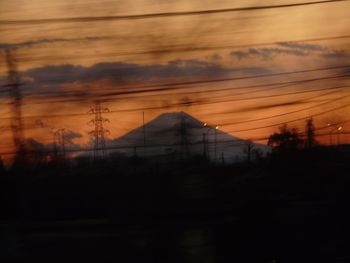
19;60;269;94
210;54;222;61
321;50;348;58
231;42;347;60
222;100;312;115
64;130;83;140
277;42;326;51
279;41;348;59
231;47;306;60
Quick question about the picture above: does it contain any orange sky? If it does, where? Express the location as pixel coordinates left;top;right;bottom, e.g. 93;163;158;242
1;0;350;161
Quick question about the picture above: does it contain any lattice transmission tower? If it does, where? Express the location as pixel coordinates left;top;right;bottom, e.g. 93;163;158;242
5;49;26;163
88;101;110;160
53;128;66;161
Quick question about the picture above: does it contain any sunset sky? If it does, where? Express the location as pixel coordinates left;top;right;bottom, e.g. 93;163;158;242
1;0;350;161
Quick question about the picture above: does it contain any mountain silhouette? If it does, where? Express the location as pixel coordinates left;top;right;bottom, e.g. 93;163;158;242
109;112;269;162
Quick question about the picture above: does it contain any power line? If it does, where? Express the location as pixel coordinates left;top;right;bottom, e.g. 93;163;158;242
25;68;349;104
189;91;349;138
1;0;348;26
18;64;350;106
194;82;350;106
11;34;350;63
225;100;350;133
0;78;349;122
3;128;350;157
5;49;26;162
218;91;350;126
0;138;256;157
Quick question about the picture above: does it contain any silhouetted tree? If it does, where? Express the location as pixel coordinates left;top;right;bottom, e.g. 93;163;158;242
0;156;5;174
268;125;304;154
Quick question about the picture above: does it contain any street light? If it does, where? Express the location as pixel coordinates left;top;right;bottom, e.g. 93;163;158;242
337;126;343;145
328;124;343;145
203;123;211;160
215;126;219;162
203;123;219;161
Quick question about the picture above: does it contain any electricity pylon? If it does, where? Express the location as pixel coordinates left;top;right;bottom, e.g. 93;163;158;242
89;101;110;160
53;128;66;161
5;49;26;163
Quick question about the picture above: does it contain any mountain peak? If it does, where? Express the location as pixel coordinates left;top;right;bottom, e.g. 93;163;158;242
148;111;205;129
110;111;269;161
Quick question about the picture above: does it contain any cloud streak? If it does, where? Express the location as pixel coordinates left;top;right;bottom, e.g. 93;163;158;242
231;42;348;60
277;41;326;51
1;0;348;25
231;47;306;60
0;36;111;51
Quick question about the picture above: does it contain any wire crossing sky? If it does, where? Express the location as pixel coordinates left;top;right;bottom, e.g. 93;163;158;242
1;0;349;25
0;0;350;161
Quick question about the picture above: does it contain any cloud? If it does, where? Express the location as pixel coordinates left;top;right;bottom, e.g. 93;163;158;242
231;42;347;60
231;47;306;60
321;50;348;58
210;53;222;61
0;36;111;51
18;60;269;95
221;100;313;115
277;42;326;52
64;130;83;140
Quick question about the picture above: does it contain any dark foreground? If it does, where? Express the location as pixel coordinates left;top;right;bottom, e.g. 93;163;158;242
1;149;350;262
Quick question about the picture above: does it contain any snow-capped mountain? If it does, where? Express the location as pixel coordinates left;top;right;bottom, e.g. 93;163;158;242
109;112;269;162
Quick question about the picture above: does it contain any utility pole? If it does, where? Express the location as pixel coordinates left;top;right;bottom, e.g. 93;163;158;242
203;123;219;162
214;126;219;162
89;101;110;160
5;49;26;163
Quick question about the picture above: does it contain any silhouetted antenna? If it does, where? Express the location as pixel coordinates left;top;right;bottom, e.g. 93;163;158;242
89;101;110;160
5;49;26;163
